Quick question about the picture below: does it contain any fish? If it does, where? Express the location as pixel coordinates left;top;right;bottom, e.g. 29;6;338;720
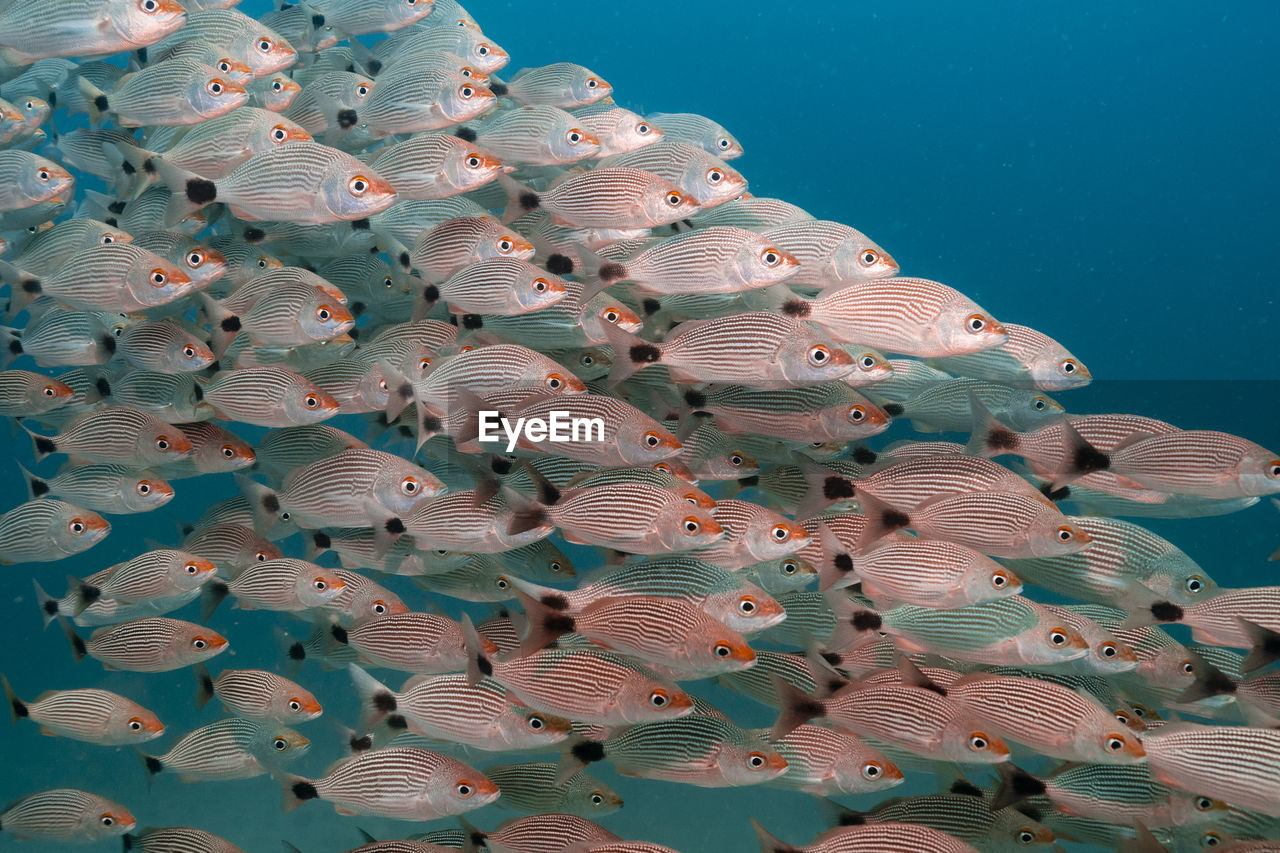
0;498;109;563
119;827;247;853
599;141;746;207
573;103;663;157
61;616;228;672
0;788;135;842
763;723;903;796
201;366;341;426
482;763;623;816
928;322;1091;390
223;558;348;612
1142;725;1280;817
752;818;983;853
498;167;701;229
365;134;504;200
79;58;249;127
644;112;741;159
2;676;165;745
18;463;174;514
3;242;196;314
0;0;185;65
143;717;309;782
472;104;601;166
507;62;612;107
195;665;322;723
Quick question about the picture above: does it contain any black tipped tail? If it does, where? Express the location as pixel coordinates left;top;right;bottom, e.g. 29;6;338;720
991;763;1046;811
194;662;215;709
768;675;826;740
2;673;27;723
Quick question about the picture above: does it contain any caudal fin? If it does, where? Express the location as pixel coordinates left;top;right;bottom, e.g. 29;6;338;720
347;664;397;732
991;762;1046;811
768;675;826;740
601;321;659;387
495;172;542;224
750;818;801;853
2;672;27;724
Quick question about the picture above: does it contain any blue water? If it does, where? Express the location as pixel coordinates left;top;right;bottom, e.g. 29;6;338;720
2;2;1279;851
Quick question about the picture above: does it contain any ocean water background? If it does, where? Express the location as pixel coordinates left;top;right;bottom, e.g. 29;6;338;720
1;1;1278;850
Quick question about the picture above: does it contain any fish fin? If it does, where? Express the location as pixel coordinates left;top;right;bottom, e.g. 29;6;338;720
275;626;308;679
894;653;948;695
355;828;377;844
64;573;101;617
76;76;110;124
137;750;163;789
21;421;56;463
99;139;158;199
199;579;229;622
850;490;910;554
825;593;885;653
347;663;396;731
510;587;575;655
378;360;415;423
794;458;856;520
556;738;604;786
143;154;219;227
601;320;656;386
1120;600;1182;631
768;674;825;740
235;473;282;535
282;843;304;853
32;579;61;630
274;769;318;813
193;662;215;709
990;762;1046;810
458;816;487;853
963;392;1021;457
495;171;540;224
1130;823;1171;853
1047;419;1113;489
56;615;86;663
38;725;57;736
2;673;27;724
0;326;22;369
750;818;801;853
0;260;44;320
1238;617;1280;672
460;612;494;687
198;292;241;357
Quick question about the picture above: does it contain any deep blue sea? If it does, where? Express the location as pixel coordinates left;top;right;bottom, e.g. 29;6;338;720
2;2;1278;851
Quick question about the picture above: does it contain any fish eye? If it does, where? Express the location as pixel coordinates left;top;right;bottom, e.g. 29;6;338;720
221;445;236;458
1033;397;1048;411
637;122;650;134
207;80;225;95
1059;359;1078;375
761;249;780;266
1185;575;1204;593
256;551;269;562
991;570;1010;589
848;405;866;423
1048;629;1068;646
966;314;987;333
532;278;548;293
272;80;284;92
1115;710;1131;725
807;345;830;366
580;354;594;366
377;378;389;392
642;431;661;448
497;238;513;252
303;394;320;408
36;167;50;181
717;137;730;149
782;561;798;575
382;276;394;288
603;308;622;323
1203;833;1222;847
312;578;328;590
400;477;421;495
69;519;86;534
859;249;878;266
684;495;698;504
257;38;273;52
150;269;168;285
862;762;882;779
665;191;682;206
747;751;766;768
348;176;370;195
459;85;475;99
192;637;208;650
271;126;289;142
455;781;473;797
527;714;545;730
591;793;604;805
288;698;302;711
101;234;116;243
183;345;197;358
1104;735;1125;752
257;257;269;268
1181;660;1195;675
476;44;491;56
586;78;599;89
100;814;115;826
567;129;584;144
729;452;744;466
495;577;509;590
682;517;701;534
184;562;199;575
544;373;564;390
707;168;724;184
156;436;171;450
128;717;143;731
968;733;989;751
648;689;668;708
1056;526;1074;542
1131;705;1147;718
372;601;388;614
218;60;231;72
317;306;332;321
273;738;288;750
1195;796;1214;811
42;385;56;397
713;642;732;658
113;325;125;336
1267;460;1280;479
138;0;157;9
466;154;482;168
770;525;790;542
1018;830;1036;845
186;251;204;266
738;596;756;614
1100;642;1118;658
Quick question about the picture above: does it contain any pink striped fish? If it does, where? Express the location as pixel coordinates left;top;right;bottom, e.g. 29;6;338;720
336;612;469;674
1143;725;1280;817
143;716;309;782
195;665;322;723
473;104;601;166
62;616;227;672
538;481;723;554
764;724;903;796
0;788;135;842
409;216;535;283
498;167;700;229
2;676;165;745
599;140;746;207
753;818;982;853
761;219;898;287
223;558;347;611
202;366;341;426
507;62;612;107
366;135;504;200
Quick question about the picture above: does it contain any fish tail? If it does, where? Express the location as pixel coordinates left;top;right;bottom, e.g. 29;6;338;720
495;171;539;224
574;248;624;301
1120;600;1182;631
198;292;241;357
57;615;87;663
22;421;56;463
1239;618;1280;672
234;473;282;535
198;579;229;622
347;663;396;731
274;625;308;679
962;392;1021;457
794;458;857;520
0;260;41;319
849;490;909;554
768;674;826;740
601;321;654;387
813;522;857;591
826;594;885;653
32;579;60;630
302;530;333;562
511;586;575;655
76;76;110;124
1048;418;1112;489
460;613;494;687
193;662;214;709
990;762;1046;811
65;573;102;617
1176;654;1238;703
458;817;487;853
750;818;801;853
137;750;163;788
99;139;158;200
145;154;218;228
15;461;47;502
277;771;319;813
2;673;27;724
555;737;605;786
0;326;21;369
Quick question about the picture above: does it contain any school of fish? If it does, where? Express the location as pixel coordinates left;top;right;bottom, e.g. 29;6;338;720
0;0;1278;851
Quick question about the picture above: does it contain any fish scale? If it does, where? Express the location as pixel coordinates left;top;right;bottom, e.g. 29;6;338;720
533;167;695;228
150;9;296;75
1172;587;1280;647
547;482;702;543
356;319;459;367
367;134;499;199
881;596;1041;651
573;104;661;157
376;27;507;72
691;383;887;442
273;447;442;524
88;549;211;602
146;106;311;177
147;717;306;780
860;794;1053;849
226;558;343;610
599;141;743;205
845;539;1019;608
405;488;543;552
688;196;813;229
252;425;366;478
474;813;620;852
19;242;191;313
5;685;162;744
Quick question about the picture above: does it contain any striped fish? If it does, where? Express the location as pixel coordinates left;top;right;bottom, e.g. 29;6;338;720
375;26;508;73
761;219;898;287
692;499;808;569
606;311;855;388
1005;763;1229;830
153;421;256;478
507;62;611;107
119;107;312;184
81;58;247;127
893;376;1064;434
204;281;354;352
128;230;228;289
840;538;1021;609
540;481;722;554
68;549;215;614
764;724;902;796
0;498;109;563
818;452;1054;515
499;167;700;229
120;827;246;853
202;366;340;426
409;216;534;283
321;569;409;622
143;717;308;781
573;103;663;157
9;218;132;276
196;666;321;723
182;523;282;575
1042;603;1140;675
149;8;297;77
753;819;982;853
19;463;173;515
856;791;1057;851
5;242;195;314
0;788;135;841
0;0;184;64
348;665;572;751
252;425;367;478
358;69;495;137
118;320;214;372
0;369;73;416
2;677;164;745
1143;587;1280;663
302;0;430;36
337;612;468;674
224;558;347;611
63;616;227;672
684;383;891;444
403;485;552;552
367;134;502;200
688;196;812;229
433;257;568;315
786;276;1009;357
644;111;740;158
590;226;800;294
928;322;1091;390
483;763;622;816
599;141;746;207
1143;725;1280;817
280;746;498;820
247;72;300;110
